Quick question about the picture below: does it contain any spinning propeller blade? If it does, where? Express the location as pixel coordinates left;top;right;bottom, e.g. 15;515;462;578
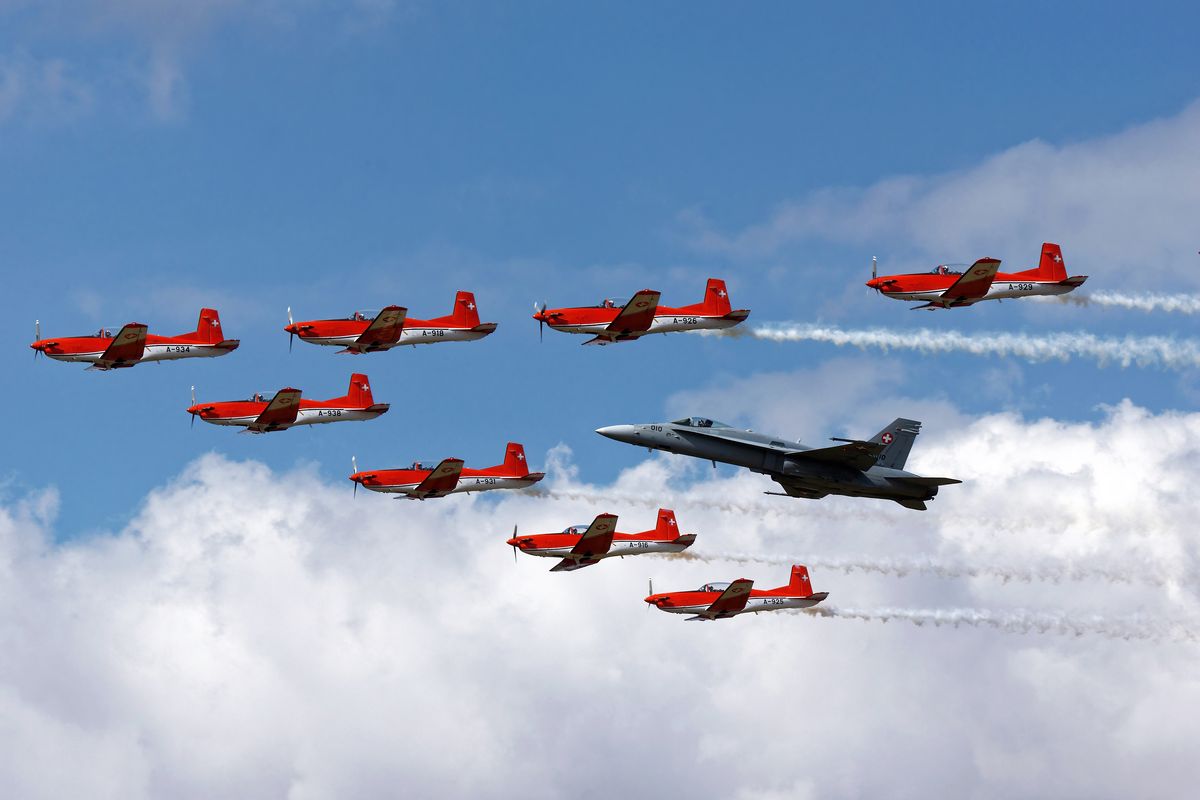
287;307;294;352
512;524;519;564
534;302;547;342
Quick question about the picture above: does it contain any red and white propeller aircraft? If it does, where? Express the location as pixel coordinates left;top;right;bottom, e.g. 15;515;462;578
507;508;696;572
644;564;828;621
188;373;388;433
533;278;749;345
30;308;239;370
349;442;544;499
284;292;497;353
865;243;1087;309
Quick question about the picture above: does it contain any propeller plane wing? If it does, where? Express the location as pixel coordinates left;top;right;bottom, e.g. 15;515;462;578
91;323;148;370
247;388;302;433
411;458;465;498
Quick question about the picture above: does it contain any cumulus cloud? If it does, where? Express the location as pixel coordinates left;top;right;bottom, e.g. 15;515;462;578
684;100;1200;290
2;393;1199;797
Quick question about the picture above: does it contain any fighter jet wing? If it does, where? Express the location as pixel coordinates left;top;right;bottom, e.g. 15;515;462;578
351;305;407;350
550;513;617;572
915;257;1001;309
789;440;885;472
411;458;464;498
247;388;302;432
92;323;148;369
689;579;754;621
605;290;660;335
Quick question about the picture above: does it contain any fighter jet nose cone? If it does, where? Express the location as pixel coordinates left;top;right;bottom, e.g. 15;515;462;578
595;424;636;442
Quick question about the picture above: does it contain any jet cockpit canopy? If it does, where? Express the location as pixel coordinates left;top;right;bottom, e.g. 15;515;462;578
672;417;730;429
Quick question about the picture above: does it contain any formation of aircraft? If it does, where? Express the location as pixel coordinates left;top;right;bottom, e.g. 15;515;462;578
507;508;696;571
866;242;1087;309
533;278;749;345
35;253;1089;620
349;442;544;499
30;308;239;370
285;291;497;353
645;564;828;620
596;416;959;510
188;373;388;433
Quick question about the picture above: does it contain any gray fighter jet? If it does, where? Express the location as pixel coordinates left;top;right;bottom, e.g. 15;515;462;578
596;416;960;510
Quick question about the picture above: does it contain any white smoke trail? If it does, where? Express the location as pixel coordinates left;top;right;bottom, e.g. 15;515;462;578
530;488;807;519
531;489;1112;535
1048;291;1200;314
805;605;1200;643
720;323;1200;370
666;550;1173;588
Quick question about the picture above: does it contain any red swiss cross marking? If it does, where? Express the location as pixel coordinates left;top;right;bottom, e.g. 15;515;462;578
881;432;894;445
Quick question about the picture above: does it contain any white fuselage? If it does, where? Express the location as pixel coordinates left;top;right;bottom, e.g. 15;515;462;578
551;314;742;337
890;280;1077;304
204;407;384;429
660;595;825;617
304;327;491;349
49;343;232;365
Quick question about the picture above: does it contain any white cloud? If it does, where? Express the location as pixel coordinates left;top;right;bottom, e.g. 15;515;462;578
685;100;1200;290
1;1;401;123
0;50;93;125
1;393;1199;797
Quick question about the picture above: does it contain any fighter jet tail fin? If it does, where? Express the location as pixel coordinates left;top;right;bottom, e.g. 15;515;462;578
869;418;922;469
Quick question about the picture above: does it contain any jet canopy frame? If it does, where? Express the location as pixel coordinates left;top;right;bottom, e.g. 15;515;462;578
671;417;731;428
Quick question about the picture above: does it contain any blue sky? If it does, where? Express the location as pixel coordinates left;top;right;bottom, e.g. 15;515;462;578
4;4;1200;797
4;2;1199;536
